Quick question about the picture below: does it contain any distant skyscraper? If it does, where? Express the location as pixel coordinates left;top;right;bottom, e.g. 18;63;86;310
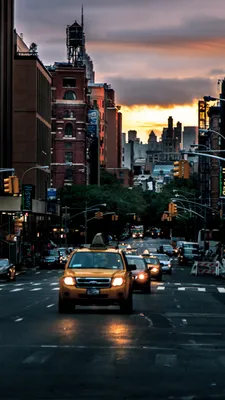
128;130;137;142
167;116;173;138
174;121;182;143
182;126;198;150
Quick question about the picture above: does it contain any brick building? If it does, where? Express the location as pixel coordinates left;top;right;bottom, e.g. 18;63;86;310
49;62;88;188
13;33;52;200
0;0;14;174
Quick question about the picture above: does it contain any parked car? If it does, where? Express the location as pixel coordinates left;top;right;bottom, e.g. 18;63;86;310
0;258;16;281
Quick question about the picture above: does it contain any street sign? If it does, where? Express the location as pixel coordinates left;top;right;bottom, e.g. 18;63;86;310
22;184;34;211
62;213;70;220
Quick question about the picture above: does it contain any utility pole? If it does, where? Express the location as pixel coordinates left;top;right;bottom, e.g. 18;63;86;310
84;201;88;244
64;206;68;247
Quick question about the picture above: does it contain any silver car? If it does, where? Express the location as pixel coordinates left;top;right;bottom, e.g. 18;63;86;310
152;253;172;275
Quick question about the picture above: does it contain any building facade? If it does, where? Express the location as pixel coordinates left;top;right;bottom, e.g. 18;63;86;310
13;33;52;200
49;62;88;188
0;0;14;174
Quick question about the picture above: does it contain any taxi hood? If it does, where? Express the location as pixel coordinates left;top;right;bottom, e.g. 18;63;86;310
64;269;126;278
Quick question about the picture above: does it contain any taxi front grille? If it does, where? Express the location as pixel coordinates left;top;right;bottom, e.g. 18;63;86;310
76;277;111;289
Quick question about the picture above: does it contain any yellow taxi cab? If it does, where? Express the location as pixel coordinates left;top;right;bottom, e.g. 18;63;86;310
58;233;136;314
142;250;162;281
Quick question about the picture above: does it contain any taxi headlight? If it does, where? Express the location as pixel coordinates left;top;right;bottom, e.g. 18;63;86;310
112;277;124;287
152;267;158;273
63;276;76;286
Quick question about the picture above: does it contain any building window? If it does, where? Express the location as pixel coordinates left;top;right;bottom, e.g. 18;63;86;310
65;142;72;149
93;99;98;108
63;78;76;88
65;169;73;180
65;123;73;137
102;100;104;108
65;152;73;163
64;110;69;118
63;91;76;100
119;171;124;177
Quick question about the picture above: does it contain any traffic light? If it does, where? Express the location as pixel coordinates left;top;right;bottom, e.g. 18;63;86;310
133;215;136;220
173;161;183;178
112;215;119;221
95;212;103;219
172;203;178;216
14;218;23;231
168;202;178;217
12;176;20;194
4;177;13;194
183;161;190;179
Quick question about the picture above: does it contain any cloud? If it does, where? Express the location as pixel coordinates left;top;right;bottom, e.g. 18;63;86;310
209;68;225;76
107;77;214;107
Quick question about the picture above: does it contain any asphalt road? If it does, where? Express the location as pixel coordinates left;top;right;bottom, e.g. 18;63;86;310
1;238;225;399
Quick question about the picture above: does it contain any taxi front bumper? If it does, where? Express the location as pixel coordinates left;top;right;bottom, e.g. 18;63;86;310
59;284;129;305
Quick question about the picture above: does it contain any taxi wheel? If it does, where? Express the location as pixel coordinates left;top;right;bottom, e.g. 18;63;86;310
58;296;75;314
143;284;151;294
120;293;133;314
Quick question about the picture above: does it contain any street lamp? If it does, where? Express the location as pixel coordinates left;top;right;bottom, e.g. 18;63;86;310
203;96;225;103
21;165;50;186
199;128;225;142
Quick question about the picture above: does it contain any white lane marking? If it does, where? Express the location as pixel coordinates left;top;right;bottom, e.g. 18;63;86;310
30;288;42;292
155;354;177;367
52;287;59;291
15;318;23;322
142;315;153;327
174;283;181;286
47;271;53;274
182;319;188;325
181;332;222;336
217;287;225;293
181;268;184;271
157;286;165;291
32;283;42;286
178;287;186;291
50;283;58;286
23;350;52;364
46;304;55;308
10;288;24;292
176;305;181;309
14;283;24;286
198;288;206;292
35;271;41;274
156;283;164;286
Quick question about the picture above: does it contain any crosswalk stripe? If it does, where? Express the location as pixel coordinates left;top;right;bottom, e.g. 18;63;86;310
198;288;206;292
217;288;225;293
178;287;186;291
157;286;165;291
10;288;24;292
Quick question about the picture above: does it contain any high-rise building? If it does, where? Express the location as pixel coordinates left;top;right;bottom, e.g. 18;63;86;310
174;121;182;143
13;32;52;200
49;62;88;188
88;83;108;166
0;0;14;173
128;130;137;142
182;126;198;150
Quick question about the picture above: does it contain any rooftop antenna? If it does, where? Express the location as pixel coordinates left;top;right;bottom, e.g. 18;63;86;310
81;4;84;29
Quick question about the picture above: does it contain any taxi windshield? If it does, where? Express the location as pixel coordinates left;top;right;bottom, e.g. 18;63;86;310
68;251;124;270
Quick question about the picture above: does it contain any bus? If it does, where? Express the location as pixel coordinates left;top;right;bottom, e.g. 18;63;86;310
197;229;220;252
131;225;144;239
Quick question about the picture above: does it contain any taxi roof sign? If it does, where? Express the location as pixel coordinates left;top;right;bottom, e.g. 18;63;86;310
90;233;107;249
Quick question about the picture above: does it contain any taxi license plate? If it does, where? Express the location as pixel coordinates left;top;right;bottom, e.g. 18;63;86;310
87;288;100;296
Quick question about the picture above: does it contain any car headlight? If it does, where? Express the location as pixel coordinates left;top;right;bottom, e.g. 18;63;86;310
112;277;124;287
63;276;76;286
151;267;159;273
168;263;171;268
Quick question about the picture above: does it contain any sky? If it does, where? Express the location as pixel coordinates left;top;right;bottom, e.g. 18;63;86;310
15;0;225;142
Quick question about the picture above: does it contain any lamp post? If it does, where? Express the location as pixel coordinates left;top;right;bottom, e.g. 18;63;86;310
21;165;50;187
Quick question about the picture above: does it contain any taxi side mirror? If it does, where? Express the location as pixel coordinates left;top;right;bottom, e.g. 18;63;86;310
127;264;136;271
